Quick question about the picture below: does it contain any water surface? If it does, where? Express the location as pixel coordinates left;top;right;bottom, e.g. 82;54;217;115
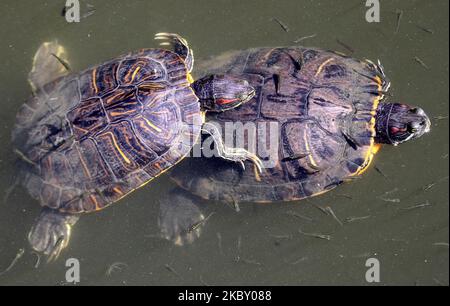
0;0;448;285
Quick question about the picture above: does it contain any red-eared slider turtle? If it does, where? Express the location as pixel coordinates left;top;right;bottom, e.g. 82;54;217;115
159;47;431;243
12;34;259;260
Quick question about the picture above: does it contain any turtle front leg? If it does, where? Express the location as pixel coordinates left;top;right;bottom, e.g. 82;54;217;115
202;122;264;173
28;207;79;262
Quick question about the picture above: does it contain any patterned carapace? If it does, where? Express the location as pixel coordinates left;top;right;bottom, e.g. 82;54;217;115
13;48;201;213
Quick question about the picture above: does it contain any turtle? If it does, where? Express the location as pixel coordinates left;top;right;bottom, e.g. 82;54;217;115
158;46;431;244
11;33;261;261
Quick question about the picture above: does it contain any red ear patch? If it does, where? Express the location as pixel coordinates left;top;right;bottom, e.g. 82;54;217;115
390;127;406;134
216;98;238;105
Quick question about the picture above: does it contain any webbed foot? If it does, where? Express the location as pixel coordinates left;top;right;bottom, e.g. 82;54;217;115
154;32;194;72
28;41;70;92
28;207;79;262
158;189;208;246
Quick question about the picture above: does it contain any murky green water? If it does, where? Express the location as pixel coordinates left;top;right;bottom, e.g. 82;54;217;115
0;0;448;285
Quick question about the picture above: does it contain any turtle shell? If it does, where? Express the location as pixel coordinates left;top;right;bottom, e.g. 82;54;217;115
13;48;202;213
171;47;390;203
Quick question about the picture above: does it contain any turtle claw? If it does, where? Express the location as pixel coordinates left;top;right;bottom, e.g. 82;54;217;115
28;208;79;262
225;149;264;174
201;123;265;174
238;161;246;171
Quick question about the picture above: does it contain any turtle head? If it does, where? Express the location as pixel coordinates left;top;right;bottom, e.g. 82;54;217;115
375;103;431;145
193;74;255;112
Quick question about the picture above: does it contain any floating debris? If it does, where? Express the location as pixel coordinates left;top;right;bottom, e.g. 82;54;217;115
285;211;314;222
380;198;401;203
415;24;434;34
238;258;263;266
62;3;96;20
234;235;242;262
352;252;374;259
335;1;363;17
377;188;400;203
433;242;449;247
0;248;24;276
404;177;448;199
383;188;399;195
269;233;293;240
293;34;317;44
164;264;181;277
433;278;447;286
271;17;289;32
344;215;371;223
199;275;210;286
47;236;65;263
400;201;431;211
313;204;329;215
313;204;343;226
51;53;71;71
298;229;331;241
336;194;353;200
324;206;343;226
106;262;128;277
394;9;404;34
82;8;96;19
336;39;355;54
413;56;429;69
422;182;436;192
385;237;409;244
422;176;449;192
374;165;388;179
289;256;308;265
216;232;223;255
434;115;448;121
186;212;214;234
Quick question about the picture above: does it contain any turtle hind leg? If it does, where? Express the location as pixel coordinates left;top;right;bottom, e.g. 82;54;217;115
28;41;71;93
28;207;79;262
154;33;194;72
158;188;208;246
202;122;264;173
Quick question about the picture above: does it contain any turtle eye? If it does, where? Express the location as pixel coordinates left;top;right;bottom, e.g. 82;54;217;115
409;108;418;114
407;123;418;133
